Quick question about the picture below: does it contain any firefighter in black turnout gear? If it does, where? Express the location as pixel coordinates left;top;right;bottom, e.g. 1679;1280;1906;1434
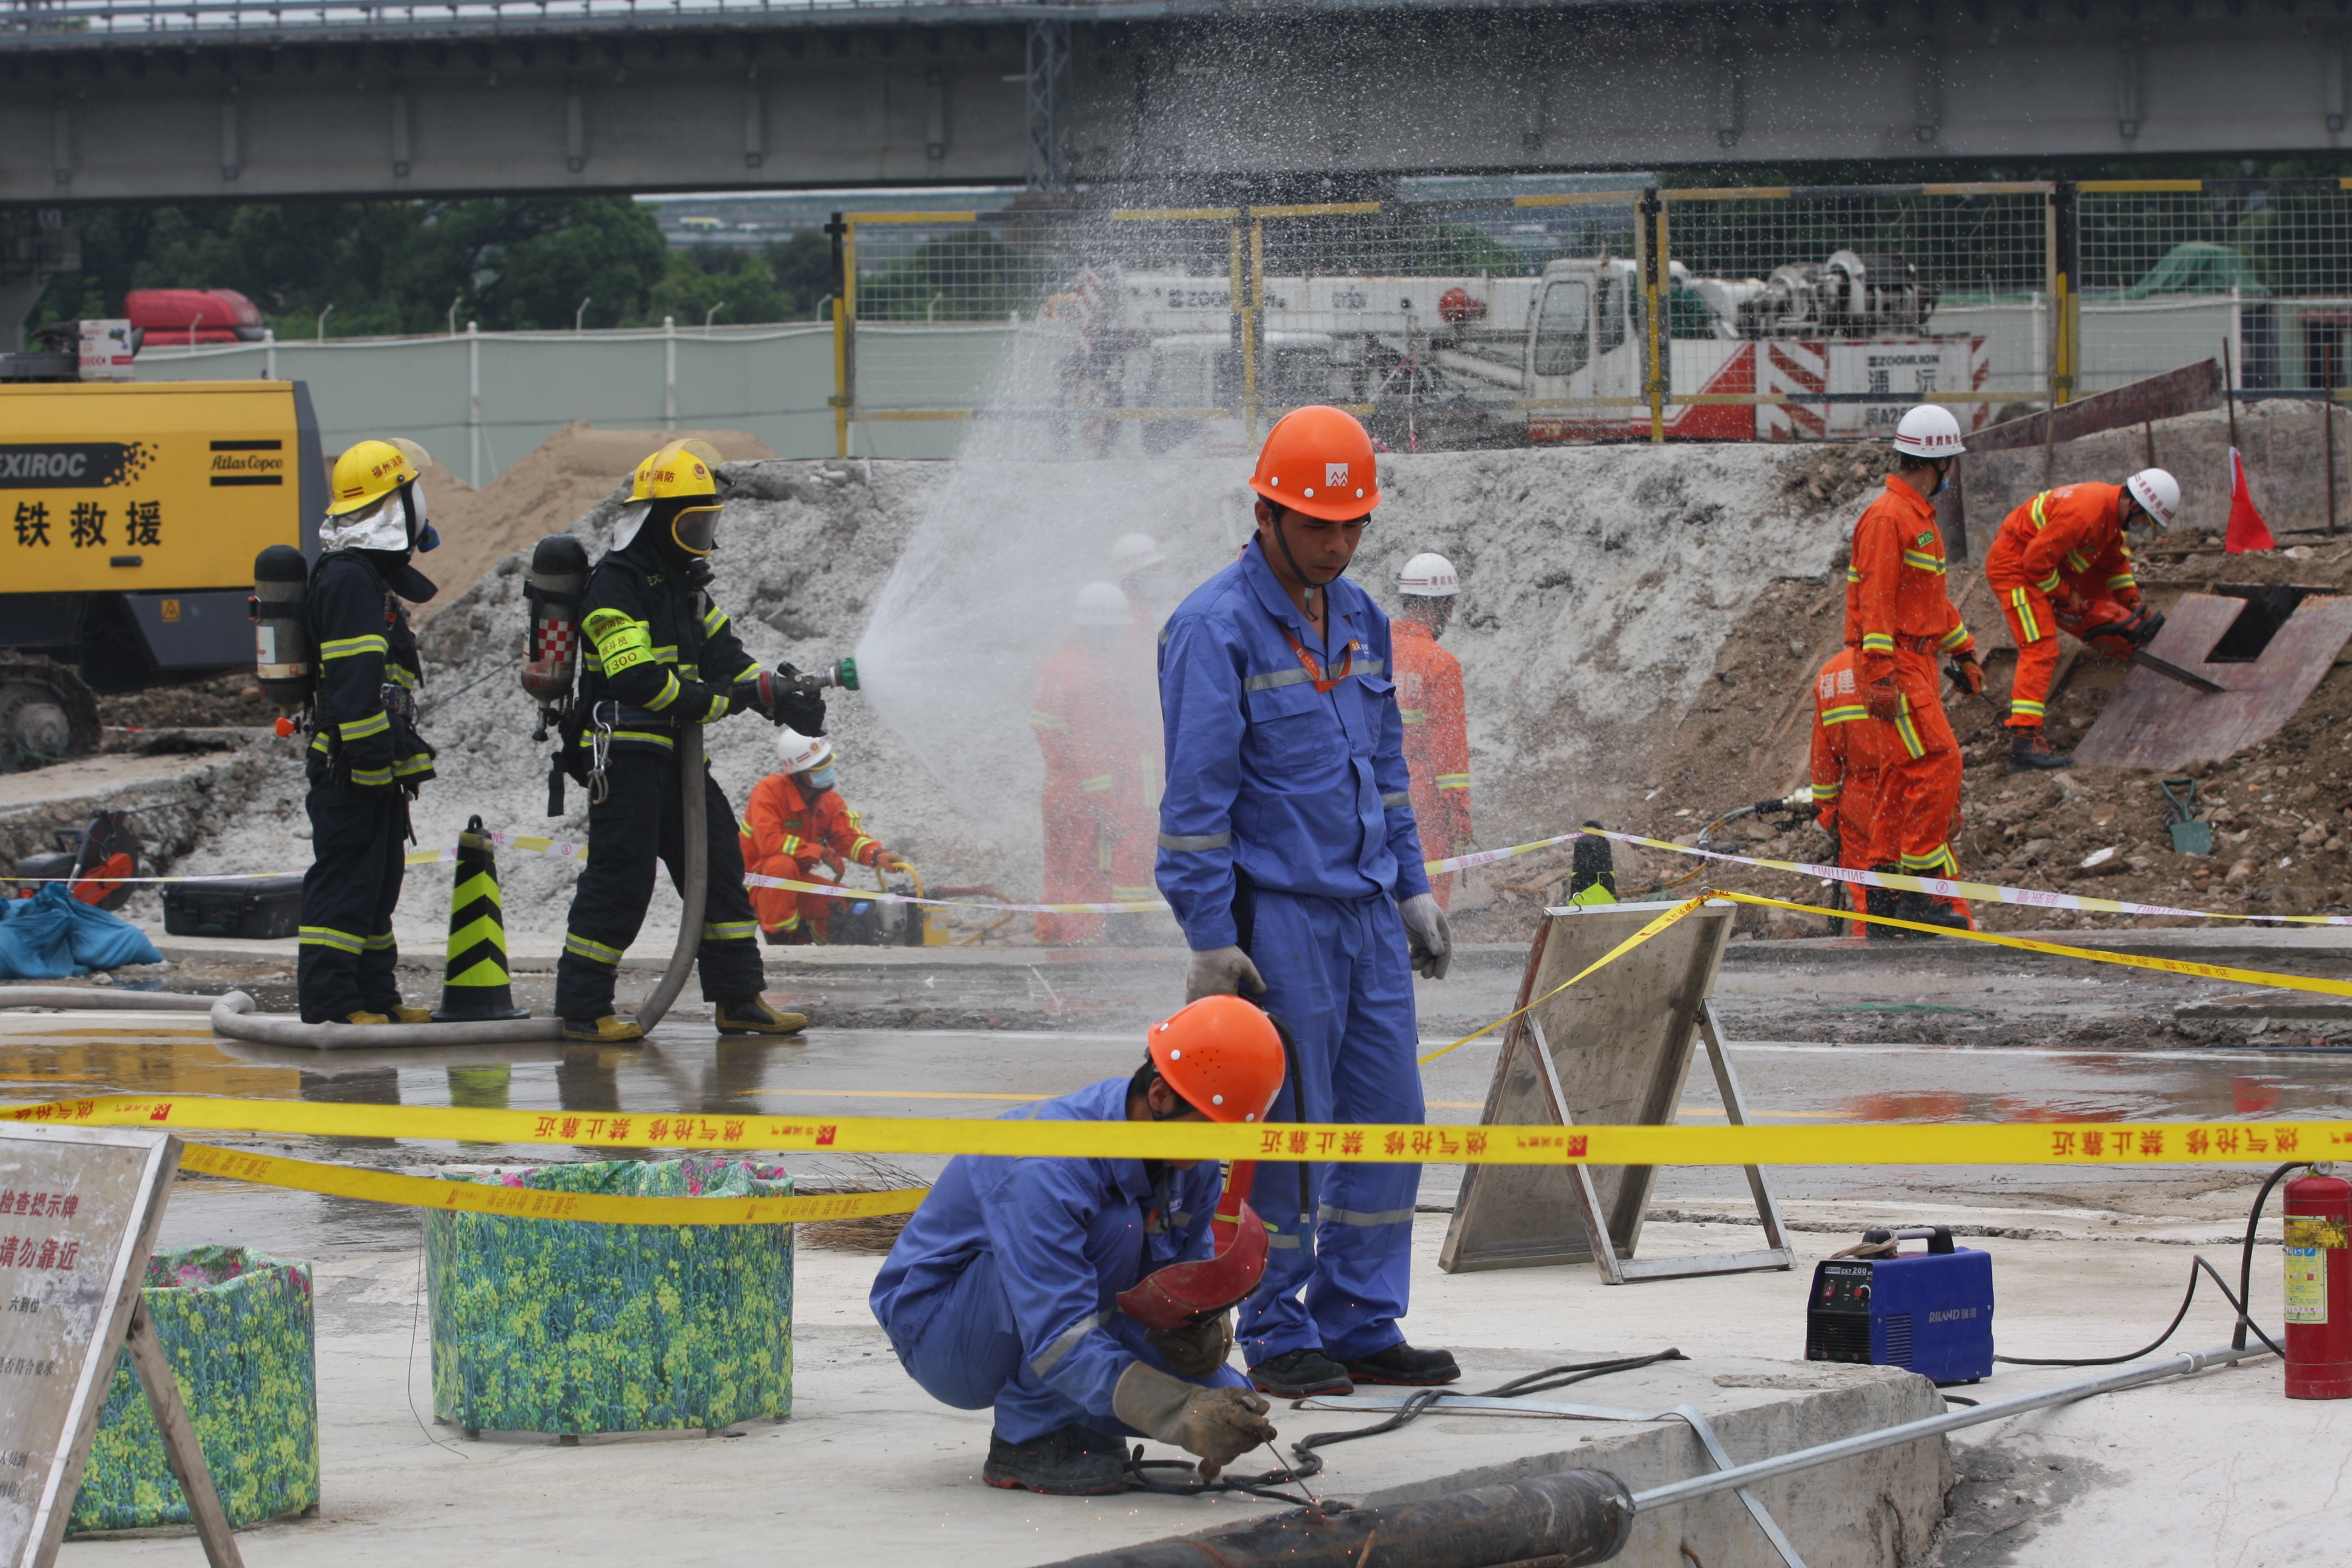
553;440;822;1044
298;438;443;1024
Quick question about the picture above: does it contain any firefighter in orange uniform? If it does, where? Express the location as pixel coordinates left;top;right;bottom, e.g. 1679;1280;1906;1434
1808;647;1970;936
1033;583;1159;944
742;729;906;944
1984;469;2181;771
1843;406;1982;932
1391;553;1471;909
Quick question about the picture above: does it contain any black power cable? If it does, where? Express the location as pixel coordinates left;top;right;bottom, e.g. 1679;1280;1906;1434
1290;1349;1691;1462
1994;1162;2301;1368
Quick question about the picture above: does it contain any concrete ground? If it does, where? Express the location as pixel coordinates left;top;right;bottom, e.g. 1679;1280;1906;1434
11;926;2352;1565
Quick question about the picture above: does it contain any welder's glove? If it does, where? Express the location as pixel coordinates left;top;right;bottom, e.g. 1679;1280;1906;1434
1112;1362;1275;1475
1398;892;1452;981
1146;1310;1233;1379
1863;676;1903;724
1184;946;1266;1002
1947;654;1984;697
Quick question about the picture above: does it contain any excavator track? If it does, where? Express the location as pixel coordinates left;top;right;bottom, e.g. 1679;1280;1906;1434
0;655;104;760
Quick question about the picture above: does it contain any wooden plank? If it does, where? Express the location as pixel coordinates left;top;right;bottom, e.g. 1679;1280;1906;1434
1968;359;2223;454
123;1299;244;1568
2074;592;2352;768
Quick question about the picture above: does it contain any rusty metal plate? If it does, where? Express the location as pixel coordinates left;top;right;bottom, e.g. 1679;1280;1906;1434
2073;592;2352;769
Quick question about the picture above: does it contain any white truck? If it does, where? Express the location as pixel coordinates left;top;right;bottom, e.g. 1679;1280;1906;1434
1039;250;1989;451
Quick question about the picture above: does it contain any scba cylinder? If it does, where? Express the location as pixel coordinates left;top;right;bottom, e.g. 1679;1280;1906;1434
520;534;590;715
2284;1168;2352;1400
250;545;312;713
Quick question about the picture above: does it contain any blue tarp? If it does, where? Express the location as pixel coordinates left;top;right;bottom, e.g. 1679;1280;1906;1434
0;884;163;980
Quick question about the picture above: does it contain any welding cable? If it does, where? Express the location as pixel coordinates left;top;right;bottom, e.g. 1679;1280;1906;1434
1122;1445;1330;1506
1995;1168;2299;1368
1285;1348;1691;1462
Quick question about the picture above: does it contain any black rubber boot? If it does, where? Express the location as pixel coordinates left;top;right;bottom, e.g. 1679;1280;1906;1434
1342;1343;1463;1387
1892;890;1970;934
1248;1347;1355;1397
981;1425;1130;1495
2008;729;2076;771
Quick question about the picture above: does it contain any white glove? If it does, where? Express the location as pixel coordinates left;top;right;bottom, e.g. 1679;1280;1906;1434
1399;892;1452;981
1184;945;1266;1002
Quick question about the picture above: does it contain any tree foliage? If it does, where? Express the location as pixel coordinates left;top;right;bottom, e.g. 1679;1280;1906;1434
36;198;832;336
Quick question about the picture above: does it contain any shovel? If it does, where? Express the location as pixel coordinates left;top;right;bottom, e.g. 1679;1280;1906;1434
2160;776;2213;857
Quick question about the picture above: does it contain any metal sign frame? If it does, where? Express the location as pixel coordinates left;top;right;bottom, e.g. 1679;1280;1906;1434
1;1125;241;1568
1439;900;1794;1284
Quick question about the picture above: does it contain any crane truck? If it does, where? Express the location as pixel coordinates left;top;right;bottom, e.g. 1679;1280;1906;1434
1039;249;1988;452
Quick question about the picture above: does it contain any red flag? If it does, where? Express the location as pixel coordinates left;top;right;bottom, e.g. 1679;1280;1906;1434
2225;446;2275;553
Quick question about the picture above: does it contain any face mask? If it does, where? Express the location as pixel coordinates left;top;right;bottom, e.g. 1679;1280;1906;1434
672;504;720;558
1929;461;1952;498
804;765;837;793
407;482;437;552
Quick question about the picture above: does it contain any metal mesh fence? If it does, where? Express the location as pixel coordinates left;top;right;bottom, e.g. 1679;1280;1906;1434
418;178;2352;459
2078;181;2352;398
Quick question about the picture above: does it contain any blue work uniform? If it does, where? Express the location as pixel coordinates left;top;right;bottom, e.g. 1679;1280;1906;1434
1155;537;1429;1367
870;1078;1249;1443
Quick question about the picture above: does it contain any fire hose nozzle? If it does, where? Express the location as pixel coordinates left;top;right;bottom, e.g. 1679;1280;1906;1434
777;657;861;696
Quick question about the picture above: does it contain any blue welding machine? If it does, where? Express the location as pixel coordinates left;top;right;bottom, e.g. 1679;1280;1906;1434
1805;1226;1994;1385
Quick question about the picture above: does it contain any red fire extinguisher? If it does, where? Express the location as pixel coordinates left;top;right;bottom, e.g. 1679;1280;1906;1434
2284;1165;2352;1400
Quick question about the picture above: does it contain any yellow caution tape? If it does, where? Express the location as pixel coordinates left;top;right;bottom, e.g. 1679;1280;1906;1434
178;1143;926;1226
1708;889;2352;999
1416;896;1706;1063
10;1094;2341;1167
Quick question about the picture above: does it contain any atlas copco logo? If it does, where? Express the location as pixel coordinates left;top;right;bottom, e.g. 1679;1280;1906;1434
0;442;153;489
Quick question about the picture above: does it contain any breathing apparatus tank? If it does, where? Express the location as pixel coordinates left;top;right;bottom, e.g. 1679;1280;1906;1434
250;545;313;733
521;535;590;738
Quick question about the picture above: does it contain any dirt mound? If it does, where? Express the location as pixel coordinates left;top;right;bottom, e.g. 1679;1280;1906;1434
99;673;277;731
413;423;774;619
1459;521;2352;939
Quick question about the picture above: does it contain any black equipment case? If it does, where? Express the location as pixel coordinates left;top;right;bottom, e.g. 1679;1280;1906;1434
161;875;305;941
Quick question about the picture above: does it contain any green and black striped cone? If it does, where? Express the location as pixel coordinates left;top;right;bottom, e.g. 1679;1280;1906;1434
433;815;529;1021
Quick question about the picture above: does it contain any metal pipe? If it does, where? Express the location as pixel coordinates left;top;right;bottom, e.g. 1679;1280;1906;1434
1032;1468;1635;1568
1631;1344;2270;1515
629;722;707;1033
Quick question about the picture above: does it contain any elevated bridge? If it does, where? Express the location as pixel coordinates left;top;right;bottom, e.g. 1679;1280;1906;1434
0;0;2339;205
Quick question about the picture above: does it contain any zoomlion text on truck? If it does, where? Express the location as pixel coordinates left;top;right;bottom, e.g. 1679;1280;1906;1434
1038;249;1990;452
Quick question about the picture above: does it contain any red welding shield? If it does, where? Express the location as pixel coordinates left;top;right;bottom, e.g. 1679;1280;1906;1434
1116;1200;1270;1333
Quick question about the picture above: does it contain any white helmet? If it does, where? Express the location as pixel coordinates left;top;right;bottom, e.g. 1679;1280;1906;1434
776;728;834;774
1396;552;1460;598
1891;405;1966;459
2125;467;2180;529
1109;532;1166;577
1072;581;1133;627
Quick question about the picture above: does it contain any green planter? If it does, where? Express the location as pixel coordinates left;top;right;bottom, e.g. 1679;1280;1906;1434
427;1158;794;1436
69;1246;320;1534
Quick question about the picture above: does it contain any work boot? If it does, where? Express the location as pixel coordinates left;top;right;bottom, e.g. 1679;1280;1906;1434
1248;1347;1355;1398
715;997;809;1036
981;1425;1130;1496
561;1014;647;1044
2008;730;2076;771
336;1010;390;1026
1342;1342;1462;1387
387;1005;434;1025
762;923;812;947
1892;890;1970;934
1863;872;1912;942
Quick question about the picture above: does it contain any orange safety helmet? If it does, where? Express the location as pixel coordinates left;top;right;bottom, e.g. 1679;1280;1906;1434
1248;405;1380;523
1147;995;1286;1123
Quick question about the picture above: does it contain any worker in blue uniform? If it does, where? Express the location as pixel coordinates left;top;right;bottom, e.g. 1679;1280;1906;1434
871;997;1288;1496
1154;405;1459;1400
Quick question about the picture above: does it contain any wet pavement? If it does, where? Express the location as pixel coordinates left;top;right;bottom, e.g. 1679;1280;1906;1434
5;1005;2348;1259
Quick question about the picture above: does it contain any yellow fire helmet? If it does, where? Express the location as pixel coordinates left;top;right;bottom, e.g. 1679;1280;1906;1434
627;439;725;503
326;437;434;517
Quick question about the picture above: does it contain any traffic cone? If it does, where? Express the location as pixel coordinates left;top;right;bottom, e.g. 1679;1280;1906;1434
2225;446;2276;554
433;815;529;1021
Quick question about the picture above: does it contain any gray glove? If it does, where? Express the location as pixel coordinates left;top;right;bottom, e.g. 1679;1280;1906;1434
1146;1311;1233;1379
1399;892;1452;981
1184;945;1266;1002
1111;1361;1276;1474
